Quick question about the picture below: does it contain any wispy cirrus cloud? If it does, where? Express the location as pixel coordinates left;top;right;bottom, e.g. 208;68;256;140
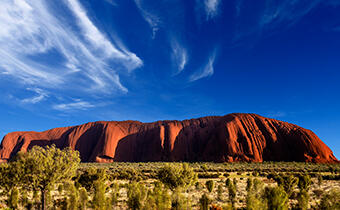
233;0;326;42
171;40;188;75
204;0;221;20
189;51;216;82
52;99;95;111
21;88;49;104
134;0;161;39
0;0;142;99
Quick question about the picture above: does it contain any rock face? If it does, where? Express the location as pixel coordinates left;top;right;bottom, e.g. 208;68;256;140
0;113;338;163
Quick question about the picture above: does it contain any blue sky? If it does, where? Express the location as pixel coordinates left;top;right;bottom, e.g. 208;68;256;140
0;0;340;158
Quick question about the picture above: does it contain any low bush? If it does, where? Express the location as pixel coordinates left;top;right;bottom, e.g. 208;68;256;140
319;188;340;210
199;193;211;210
205;180;214;193
157;163;197;190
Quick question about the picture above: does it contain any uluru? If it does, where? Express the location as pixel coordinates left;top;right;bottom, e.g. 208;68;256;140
0;113;337;163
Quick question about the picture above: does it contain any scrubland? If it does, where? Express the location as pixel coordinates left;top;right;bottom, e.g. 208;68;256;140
0;146;339;209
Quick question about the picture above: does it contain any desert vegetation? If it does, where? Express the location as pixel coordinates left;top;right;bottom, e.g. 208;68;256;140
0;146;339;209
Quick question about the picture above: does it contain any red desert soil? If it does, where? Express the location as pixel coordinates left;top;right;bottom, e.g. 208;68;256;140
0;113;338;163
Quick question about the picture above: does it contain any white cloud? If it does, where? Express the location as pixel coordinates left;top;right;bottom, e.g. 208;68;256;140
0;0;142;96
134;0;161;39
189;51;216;82
21;88;48;104
204;0;221;20
52;99;95;111
171;40;188;75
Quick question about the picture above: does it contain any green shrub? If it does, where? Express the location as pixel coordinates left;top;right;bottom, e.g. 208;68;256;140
199;193;211;210
157;163;197;190
144;182;171;210
263;186;288;210
77;168;106;192
127;182;147;210
246;178;253;192
319;188;340;210
298;174;311;191
225;178;231;188
317;174;323;186
233;178;237;189
64;182;79;210
278;175;298;197
227;179;236;207
79;187;88;210
295;189;309;210
8;187;19;209
171;189;191;210
246;178;266;210
205;180;214;193
108;182;119;207
217;185;223;201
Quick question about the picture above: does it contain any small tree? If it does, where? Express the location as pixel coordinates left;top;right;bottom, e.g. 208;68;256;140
205;180;214;193
17;145;80;210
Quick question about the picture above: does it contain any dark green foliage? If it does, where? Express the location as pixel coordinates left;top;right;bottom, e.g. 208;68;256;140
225;178;231;188
319;189;340;210
246;178;266;210
295;189;309;210
157;163;197;190
246;178;253;192
226;178;237;207
8;187;19;209
205;180;214;193
144;182;171;210
233;178;237;189
76;168;106;192
298;174;311;191
0;145;80;210
277;175;298;197
263;186;288;210
108;182;119;207
217;185;223;201
317;174;323;186
199;193;211;210
127;182;147;210
92;179;108;210
171;189;190;210
64;182;79;210
79;187;88;210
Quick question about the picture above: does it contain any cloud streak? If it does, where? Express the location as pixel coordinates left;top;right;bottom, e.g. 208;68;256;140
134;0;161;38
21;88;48;104
171;40;188;75
52;99;95;111
204;0;221;20
0;0;142;97
189;51;216;82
